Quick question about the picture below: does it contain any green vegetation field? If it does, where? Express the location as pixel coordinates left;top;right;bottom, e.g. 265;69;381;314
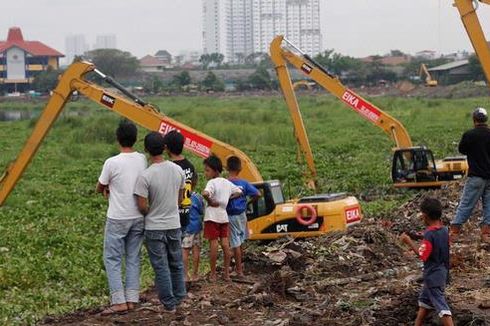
0;94;487;324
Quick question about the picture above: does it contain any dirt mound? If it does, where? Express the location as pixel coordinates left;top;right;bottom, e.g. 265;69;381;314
40;181;490;325
352;81;490;99
407;81;490;99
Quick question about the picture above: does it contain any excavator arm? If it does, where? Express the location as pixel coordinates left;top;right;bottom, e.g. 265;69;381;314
270;50;317;190
454;0;490;86
419;63;438;86
270;35;467;188
270;36;413;150
0;60;262;206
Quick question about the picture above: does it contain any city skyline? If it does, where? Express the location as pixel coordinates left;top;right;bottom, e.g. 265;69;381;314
65;34;117;64
1;0;489;60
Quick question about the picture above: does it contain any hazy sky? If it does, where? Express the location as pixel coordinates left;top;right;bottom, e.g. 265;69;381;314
1;0;489;60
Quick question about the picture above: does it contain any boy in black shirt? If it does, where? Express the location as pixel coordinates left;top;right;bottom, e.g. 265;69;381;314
163;130;196;233
400;198;453;326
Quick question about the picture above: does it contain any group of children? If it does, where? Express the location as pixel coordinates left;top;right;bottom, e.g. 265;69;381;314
182;153;259;283
97;123;259;315
99;121;454;323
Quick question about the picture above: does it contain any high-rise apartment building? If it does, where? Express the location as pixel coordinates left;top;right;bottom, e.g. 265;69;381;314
94;34;117;50
203;0;321;63
252;0;321;55
285;0;321;56
203;0;226;55
65;34;89;64
226;0;254;63
251;0;287;55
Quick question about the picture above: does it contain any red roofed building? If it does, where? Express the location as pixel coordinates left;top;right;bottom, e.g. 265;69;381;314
0;27;64;91
139;50;173;72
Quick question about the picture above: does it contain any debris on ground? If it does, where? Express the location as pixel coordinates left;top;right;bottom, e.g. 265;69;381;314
40;181;490;325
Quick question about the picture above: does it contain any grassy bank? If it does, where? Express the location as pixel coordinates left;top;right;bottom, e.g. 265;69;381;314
0;94;485;324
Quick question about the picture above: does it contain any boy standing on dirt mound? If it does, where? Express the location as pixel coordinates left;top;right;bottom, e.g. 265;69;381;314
202;154;242;282
134;132;187;313
400;198;453;326
96;121;147;315
226;156;260;278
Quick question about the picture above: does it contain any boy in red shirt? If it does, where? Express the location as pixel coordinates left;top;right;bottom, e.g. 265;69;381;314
400;197;453;326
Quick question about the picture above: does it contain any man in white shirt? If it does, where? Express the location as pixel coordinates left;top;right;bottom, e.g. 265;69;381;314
96;121;147;315
134;132;187;313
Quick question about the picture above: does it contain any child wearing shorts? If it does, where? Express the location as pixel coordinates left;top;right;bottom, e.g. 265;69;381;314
202;155;242;282
182;172;204;282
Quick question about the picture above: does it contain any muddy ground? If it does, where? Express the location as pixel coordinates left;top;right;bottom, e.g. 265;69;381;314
40;182;489;325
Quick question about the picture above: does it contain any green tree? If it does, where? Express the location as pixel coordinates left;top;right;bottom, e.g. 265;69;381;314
468;54;484;81
245;52;268;66
85;49;139;78
199;54;212;69
313;49;335;68
247;67;272;90
390;49;405;57
172;71;192;87
209;53;225;67
364;57;398;84
201;71;225;91
32;67;60;93
234;53;246;65
143;76;164;94
314;50;362;75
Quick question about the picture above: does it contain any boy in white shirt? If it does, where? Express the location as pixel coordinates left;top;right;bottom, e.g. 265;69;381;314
96;121;147;315
202;155;242;282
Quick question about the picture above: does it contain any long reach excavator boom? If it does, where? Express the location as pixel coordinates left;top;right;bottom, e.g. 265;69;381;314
270;35;467;188
454;0;490;87
0;60;261;206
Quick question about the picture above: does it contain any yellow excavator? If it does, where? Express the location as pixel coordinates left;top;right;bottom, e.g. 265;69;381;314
293;80;315;91
419;63;438;87
454;0;490;85
270;35;468;188
0;60;362;240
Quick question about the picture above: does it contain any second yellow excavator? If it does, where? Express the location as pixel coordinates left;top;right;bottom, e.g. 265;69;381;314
419;63;438;87
270;35;468;188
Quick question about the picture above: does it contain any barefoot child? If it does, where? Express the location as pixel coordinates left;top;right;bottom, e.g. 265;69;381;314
226;156;260;277
182;172;204;282
202;155;242;281
400;197;453;326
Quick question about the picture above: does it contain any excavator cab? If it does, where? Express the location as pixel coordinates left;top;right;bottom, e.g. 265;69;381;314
392;147;438;184
247;180;285;220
